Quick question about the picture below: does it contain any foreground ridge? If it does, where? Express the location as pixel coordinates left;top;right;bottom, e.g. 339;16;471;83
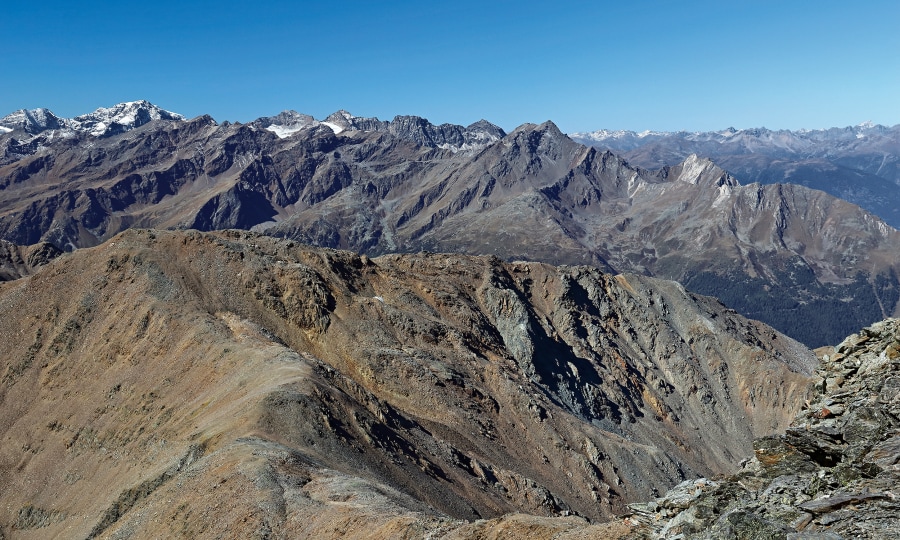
0;229;815;538
626;318;900;539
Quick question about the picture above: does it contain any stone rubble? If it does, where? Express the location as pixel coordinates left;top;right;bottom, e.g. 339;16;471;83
625;318;900;539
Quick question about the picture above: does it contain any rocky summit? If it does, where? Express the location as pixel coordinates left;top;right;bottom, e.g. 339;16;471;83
0;229;816;539
626;318;900;539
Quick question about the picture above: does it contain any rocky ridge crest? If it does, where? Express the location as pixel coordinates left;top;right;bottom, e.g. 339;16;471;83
0;229;815;538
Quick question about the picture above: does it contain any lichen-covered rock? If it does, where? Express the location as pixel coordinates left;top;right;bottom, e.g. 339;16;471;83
626;318;900;539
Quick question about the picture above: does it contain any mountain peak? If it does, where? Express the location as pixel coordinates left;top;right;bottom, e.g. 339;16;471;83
0;107;68;134
0;101;184;138
537;120;564;135
665;154;740;188
252;110;317;138
466;119;505;136
69;100;184;137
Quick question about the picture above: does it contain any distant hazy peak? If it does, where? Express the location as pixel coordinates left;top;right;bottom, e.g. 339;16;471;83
572;122;900;148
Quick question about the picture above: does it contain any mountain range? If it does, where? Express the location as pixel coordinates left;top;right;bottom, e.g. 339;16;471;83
0;101;185;138
1;101;899;538
1;102;898;347
572;123;900;229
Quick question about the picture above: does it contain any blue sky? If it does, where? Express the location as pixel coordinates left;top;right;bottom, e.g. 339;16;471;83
2;0;898;132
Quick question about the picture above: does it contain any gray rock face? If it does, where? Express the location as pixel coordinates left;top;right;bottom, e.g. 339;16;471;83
627;318;900;539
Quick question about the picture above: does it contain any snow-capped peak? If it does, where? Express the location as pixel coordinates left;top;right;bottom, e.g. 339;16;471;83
0;101;185;137
0;107;68;134
69;100;184;137
251;110;319;138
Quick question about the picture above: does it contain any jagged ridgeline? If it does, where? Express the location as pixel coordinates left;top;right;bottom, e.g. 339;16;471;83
0;229;816;538
2;102;899;347
572;123;900;229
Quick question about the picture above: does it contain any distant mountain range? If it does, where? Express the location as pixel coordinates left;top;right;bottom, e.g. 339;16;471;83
0;100;184;138
1;102;899;347
571;123;900;228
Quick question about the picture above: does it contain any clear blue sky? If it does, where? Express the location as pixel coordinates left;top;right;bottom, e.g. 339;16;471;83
2;0;898;133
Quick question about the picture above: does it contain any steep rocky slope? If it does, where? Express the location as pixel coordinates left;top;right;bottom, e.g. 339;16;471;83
0;229;815;538
2;105;899;347
627;318;900;539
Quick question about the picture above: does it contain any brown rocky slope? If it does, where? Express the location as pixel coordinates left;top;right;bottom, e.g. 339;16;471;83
0;229;816;538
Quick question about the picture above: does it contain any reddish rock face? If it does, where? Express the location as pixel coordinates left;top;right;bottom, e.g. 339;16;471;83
0;229;815;538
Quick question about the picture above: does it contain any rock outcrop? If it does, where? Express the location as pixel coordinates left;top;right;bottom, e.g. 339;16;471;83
0;239;62;280
0;229;815;538
627;318;900;539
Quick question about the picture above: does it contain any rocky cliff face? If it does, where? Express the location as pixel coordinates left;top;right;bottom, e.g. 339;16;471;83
627;317;900;539
1;104;898;347
0;229;815;539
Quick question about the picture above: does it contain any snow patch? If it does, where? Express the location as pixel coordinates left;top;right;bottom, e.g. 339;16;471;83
266;124;306;139
0;126;11;134
321;121;344;134
627;173;645;197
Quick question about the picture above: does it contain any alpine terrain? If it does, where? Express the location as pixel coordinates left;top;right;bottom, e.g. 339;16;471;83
1;101;899;538
0;229;816;538
2;102;899;346
572;123;900;229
